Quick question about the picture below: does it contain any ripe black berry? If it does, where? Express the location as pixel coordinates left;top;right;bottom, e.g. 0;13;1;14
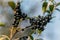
21;29;24;31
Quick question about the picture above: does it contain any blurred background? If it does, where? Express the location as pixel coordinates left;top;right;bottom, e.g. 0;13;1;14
0;0;60;40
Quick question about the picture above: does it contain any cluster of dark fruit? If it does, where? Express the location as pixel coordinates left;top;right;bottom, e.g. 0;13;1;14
19;36;28;40
29;14;52;31
12;2;27;27
12;2;53;40
20;13;53;32
12;2;53;32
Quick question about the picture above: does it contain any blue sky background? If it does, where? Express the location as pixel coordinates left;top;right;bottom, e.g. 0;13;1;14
0;0;60;40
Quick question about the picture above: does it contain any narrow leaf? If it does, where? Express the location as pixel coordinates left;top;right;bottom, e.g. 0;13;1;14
49;5;54;12
46;10;50;13
29;35;34;40
56;2;60;7
55;8;60;12
37;29;42;34
0;22;5;26
8;1;16;10
42;2;48;13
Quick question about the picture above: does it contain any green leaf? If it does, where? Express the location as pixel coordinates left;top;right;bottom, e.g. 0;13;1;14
46;10;50;13
55;8;60;12
49;0;54;2
56;2;60;7
49;5;54;12
42;2;48;13
29;35;34;40
8;1;16;10
0;22;5;26
37;29;42;34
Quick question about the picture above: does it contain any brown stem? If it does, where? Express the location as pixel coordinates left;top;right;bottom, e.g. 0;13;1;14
10;27;17;40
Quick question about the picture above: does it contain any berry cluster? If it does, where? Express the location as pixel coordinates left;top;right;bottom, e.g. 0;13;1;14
12;2;27;27
29;14;52;31
12;2;53;33
20;14;53;39
12;2;53;40
12;2;21;27
19;36;28;40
